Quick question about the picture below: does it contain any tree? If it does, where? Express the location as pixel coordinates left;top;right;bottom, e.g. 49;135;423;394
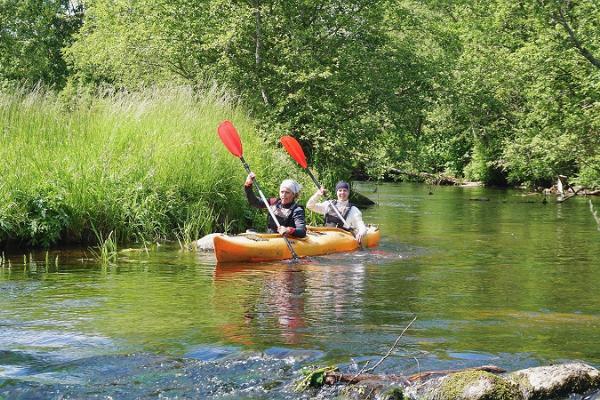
61;0;600;187
0;0;83;87
411;0;600;187
67;0;431;180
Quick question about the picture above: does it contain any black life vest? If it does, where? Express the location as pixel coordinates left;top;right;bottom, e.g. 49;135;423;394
267;200;301;233
324;200;353;231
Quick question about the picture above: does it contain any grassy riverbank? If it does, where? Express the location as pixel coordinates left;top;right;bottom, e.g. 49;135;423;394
0;86;297;249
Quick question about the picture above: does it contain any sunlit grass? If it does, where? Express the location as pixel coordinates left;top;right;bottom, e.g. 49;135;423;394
0;85;297;248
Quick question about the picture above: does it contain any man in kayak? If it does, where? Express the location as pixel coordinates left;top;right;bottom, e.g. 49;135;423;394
307;181;368;244
244;172;307;238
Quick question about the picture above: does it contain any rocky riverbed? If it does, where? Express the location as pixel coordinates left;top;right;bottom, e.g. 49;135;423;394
317;362;600;400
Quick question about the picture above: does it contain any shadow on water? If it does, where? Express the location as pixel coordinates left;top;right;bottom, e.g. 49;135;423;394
1;183;600;398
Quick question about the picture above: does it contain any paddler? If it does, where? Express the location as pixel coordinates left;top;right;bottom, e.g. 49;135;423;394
244;172;307;238
307;180;367;244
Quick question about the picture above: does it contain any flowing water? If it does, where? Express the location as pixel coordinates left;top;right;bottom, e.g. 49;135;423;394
1;183;599;399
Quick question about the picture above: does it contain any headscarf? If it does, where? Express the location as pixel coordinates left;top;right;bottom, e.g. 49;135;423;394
280;179;302;194
335;181;350;191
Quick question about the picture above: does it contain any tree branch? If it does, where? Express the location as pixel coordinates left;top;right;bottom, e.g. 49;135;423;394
254;1;270;106
362;316;417;374
554;5;600;69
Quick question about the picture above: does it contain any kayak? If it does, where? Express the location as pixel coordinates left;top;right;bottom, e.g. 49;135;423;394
214;226;380;263
213;225;380;263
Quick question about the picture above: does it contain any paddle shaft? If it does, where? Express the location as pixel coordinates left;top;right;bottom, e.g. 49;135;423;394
305;168;350;229
240;156;300;260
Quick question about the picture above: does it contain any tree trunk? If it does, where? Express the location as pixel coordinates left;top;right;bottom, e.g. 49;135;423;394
254;2;270;106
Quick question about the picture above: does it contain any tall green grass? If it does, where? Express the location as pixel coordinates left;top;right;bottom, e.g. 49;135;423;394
0;85;301;248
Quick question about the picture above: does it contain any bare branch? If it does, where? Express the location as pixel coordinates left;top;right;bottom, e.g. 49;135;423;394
362;315;417;374
338;315;418;386
254;2;269;106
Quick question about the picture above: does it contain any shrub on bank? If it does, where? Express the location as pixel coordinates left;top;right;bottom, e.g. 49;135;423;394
0;85;293;248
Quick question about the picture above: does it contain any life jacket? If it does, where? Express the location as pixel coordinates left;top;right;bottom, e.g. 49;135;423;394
325;200;353;231
267;200;302;233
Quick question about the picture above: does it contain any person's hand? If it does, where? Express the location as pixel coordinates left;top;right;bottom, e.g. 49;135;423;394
356;230;365;244
245;172;256;187
278;226;294;236
315;186;327;197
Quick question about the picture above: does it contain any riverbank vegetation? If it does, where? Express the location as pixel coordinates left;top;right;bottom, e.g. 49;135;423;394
0;86;301;248
1;0;599;247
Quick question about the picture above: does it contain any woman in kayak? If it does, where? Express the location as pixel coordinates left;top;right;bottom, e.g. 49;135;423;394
307;180;368;244
244;172;307;238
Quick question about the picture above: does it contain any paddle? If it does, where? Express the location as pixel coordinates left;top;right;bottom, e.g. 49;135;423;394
217;121;300;261
280;135;350;229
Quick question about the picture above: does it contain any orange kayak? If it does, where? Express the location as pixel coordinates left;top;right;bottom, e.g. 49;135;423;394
214;226;380;263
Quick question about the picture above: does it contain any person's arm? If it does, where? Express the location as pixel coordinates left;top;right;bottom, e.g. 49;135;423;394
281;206;306;238
306;188;329;214
244;184;266;208
244;173;278;208
347;207;368;242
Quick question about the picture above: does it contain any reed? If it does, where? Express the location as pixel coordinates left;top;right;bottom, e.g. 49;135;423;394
0;85;295;248
89;229;118;266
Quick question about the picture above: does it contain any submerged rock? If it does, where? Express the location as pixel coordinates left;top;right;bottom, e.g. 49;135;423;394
322;362;600;400
339;381;406;400
194;233;221;251
407;370;522;400
510;362;600;399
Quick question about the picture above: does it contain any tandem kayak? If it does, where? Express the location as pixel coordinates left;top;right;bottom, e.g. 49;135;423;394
212;226;380;263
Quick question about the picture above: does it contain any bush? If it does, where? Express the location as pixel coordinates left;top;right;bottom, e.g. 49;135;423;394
0;85;301;248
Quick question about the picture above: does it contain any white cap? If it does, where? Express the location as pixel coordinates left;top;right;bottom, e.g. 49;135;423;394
280;179;302;194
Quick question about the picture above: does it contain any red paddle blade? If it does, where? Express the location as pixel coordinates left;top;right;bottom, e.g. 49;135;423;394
217;120;243;157
280;135;307;169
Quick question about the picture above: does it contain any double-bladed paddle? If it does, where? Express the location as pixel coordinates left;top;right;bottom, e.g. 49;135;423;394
280;135;350;229
217;121;300;261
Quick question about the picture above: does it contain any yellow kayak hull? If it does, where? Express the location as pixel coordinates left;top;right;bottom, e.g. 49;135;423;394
214;226;380;263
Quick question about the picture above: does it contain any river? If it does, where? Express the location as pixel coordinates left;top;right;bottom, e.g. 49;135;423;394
1;182;599;398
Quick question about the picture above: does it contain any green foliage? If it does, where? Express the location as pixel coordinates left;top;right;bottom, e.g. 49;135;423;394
294;365;337;391
0;0;82;87
12;186;71;247
502;132;579;187
0;85;300;248
417;0;600;187
2;0;600;191
576;155;600;189
65;0;230;87
65;0;434;181
89;228;118;266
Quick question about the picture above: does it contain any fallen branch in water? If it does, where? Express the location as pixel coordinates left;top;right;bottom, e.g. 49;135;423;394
553;175;599;202
321;316;417;387
323;364;506;386
361;316;417;375
319;316;508;389
557;192;578;203
324;371;410;385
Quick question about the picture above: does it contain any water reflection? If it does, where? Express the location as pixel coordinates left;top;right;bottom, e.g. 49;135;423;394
213;257;369;347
